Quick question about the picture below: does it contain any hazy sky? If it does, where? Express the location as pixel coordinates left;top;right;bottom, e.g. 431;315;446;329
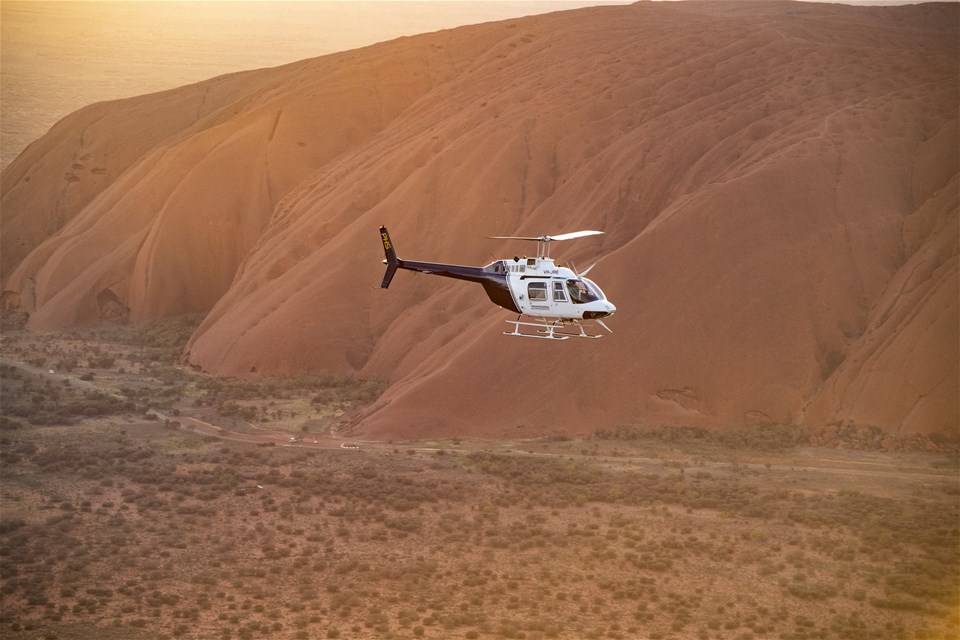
0;1;630;169
0;0;940;169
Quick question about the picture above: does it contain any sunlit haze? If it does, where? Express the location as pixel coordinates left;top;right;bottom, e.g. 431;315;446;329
0;1;628;170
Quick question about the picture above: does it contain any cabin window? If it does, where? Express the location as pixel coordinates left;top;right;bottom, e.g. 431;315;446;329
552;281;567;302
528;282;548;301
567;279;600;304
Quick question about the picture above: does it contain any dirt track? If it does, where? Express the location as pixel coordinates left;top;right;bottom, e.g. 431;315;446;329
4;355;954;493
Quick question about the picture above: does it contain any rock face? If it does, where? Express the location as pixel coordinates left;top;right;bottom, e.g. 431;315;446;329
2;1;957;438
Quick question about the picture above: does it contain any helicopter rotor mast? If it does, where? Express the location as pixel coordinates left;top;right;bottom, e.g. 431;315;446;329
487;230;603;260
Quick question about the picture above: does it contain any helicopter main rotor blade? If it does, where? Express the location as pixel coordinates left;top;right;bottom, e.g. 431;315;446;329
547;230;603;242
488;230;603;242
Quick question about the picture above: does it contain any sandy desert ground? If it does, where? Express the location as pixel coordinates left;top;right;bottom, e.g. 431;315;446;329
1;325;957;640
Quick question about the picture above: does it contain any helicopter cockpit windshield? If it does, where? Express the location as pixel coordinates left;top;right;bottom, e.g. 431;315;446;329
567;278;605;304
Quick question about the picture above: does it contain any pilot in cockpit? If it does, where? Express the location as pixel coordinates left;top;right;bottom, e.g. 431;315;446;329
567;280;589;304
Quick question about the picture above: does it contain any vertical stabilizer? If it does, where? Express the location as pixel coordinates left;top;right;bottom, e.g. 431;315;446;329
380;226;400;288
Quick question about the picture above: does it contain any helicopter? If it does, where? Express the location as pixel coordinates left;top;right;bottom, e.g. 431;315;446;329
379;226;615;340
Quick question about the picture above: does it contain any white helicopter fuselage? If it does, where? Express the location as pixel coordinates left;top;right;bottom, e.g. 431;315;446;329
499;256;615;322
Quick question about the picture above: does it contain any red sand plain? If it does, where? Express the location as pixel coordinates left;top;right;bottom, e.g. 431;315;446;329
1;1;957;439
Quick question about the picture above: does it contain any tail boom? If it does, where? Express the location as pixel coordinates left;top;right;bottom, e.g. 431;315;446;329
377;226;519;313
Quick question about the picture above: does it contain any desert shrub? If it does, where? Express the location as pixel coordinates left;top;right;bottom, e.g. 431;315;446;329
593;424;809;451
55;357;79;372
717;424;808;450
0;518;26;535
0;309;30;331
869;595;926;612
786;581;838;600
0;416;26;431
88;355;116;369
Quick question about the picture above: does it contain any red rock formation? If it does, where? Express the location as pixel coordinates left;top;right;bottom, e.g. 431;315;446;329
2;1;957;438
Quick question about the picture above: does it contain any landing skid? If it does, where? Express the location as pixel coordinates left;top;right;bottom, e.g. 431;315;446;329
503;317;603;340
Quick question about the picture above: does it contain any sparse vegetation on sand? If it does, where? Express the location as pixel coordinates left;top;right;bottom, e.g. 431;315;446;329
0;327;957;640
0;319;385;435
1;424;957;640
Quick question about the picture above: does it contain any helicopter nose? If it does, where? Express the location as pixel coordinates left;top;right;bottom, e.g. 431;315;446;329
584;303;615;320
